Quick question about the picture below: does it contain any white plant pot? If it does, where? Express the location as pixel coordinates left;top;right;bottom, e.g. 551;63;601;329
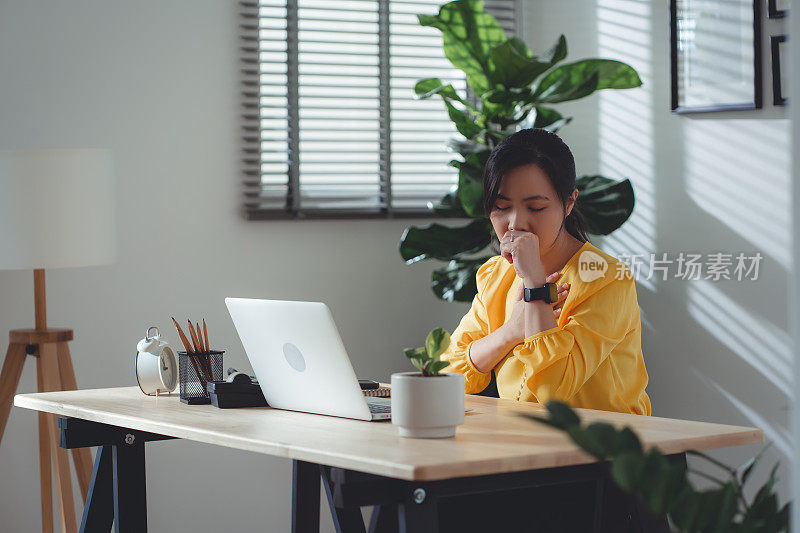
391;371;465;438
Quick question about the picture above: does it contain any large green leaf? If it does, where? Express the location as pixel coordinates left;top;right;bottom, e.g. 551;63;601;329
566;425;607;460
531;59;642;103
480;128;513;151
431;256;492;302
399;219;491;264
646;461;688;515
742;463;781;529
488;36;566;89
575;175;635;235
582;422;617;456
533;106;572;132
533;70;600;105
445;100;482;138
418;0;506;96
545;400;580;429
518;413;567;431
414;77;461;101
672;484;739;531
537;33;568;66
640;449;669;496
615;427;643;455
452;152;488;217
428;189;469;217
776;501;791;532
414;77;475;110
739;442;771;485
708;483;739;533
447;138;491;159
456;165;484;217
610;451;645;492
425;327;451;359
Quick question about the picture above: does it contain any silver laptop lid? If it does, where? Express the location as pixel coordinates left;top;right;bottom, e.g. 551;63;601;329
225;297;373;421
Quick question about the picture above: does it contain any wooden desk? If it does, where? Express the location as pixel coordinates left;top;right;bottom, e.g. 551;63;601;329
14;387;763;532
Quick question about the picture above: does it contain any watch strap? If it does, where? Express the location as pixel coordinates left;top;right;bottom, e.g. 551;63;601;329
523;282;558;304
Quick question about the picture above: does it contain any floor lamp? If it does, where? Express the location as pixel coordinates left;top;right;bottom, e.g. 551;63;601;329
0;150;115;533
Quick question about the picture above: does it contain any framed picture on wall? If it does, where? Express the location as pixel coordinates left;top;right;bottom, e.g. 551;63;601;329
670;0;762;113
768;0;788;18
771;35;788;106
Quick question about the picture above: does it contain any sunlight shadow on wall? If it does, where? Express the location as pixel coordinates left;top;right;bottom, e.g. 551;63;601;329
685;120;791;269
687;279;792;398
692;369;791;458
595;0;656;291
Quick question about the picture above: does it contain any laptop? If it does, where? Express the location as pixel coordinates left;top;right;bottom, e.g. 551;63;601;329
225;297;391;421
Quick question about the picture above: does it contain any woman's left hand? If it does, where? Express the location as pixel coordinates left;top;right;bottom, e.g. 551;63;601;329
499;230;546;286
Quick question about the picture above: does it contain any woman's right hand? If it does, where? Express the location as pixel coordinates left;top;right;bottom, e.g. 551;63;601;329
502;271;570;344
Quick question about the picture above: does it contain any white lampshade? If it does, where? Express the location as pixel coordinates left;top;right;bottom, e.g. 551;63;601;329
0;149;116;270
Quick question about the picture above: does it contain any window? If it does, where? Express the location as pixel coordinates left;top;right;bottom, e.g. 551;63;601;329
239;0;519;219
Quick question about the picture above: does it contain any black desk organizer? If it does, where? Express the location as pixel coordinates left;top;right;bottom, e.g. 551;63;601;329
202;373;377;409
178;351;224;404
206;378;268;408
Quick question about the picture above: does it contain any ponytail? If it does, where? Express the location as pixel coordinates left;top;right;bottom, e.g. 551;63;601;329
565;205;590;243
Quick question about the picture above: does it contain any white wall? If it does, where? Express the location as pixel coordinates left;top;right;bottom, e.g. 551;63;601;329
790;0;799;528
525;0;792;508
0;1;469;531
0;0;793;530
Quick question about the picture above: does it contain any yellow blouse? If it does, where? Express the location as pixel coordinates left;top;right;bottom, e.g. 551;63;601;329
440;241;652;415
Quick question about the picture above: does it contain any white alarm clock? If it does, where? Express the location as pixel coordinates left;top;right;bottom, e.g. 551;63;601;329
135;326;178;396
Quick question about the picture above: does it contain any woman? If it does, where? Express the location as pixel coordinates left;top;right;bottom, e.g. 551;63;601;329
440;128;651;416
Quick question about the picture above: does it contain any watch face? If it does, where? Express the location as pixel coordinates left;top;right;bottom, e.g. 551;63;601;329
159;346;178;391
547;282;558;304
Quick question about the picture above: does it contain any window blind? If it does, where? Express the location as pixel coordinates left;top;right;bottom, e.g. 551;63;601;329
239;0;519;219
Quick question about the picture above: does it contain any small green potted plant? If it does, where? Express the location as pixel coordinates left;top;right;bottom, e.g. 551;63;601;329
392;328;465;438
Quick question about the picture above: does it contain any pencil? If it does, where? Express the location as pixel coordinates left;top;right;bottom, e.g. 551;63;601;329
202;319;213;381
188;320;213;380
187;321;202;353
171;317;193;353
172;317;207;384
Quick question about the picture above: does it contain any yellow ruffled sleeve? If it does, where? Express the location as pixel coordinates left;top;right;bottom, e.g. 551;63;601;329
512;275;639;404
439;257;500;394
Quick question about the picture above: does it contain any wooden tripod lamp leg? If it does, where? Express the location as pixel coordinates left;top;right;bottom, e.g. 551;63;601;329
56;342;93;501
0;342;27;447
36;352;54;533
40;343;77;533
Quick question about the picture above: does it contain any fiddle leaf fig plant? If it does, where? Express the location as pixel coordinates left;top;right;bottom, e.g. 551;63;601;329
399;0;639;302
525;401;791;532
404;327;452;376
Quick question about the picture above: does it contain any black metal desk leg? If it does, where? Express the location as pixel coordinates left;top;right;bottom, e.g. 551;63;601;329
59;418;175;533
397;487;437;533
292;460;321;533
592;476;604;533
320;466;366;533
79;445;114;533
368;504;398;533
112;439;147;533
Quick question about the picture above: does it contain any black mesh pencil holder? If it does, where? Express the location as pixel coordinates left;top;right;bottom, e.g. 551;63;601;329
178;351;224;404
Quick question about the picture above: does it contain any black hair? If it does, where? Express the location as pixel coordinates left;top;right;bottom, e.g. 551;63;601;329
482;128;589;244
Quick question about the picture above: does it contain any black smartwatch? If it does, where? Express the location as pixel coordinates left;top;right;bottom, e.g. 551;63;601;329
523;282;558;304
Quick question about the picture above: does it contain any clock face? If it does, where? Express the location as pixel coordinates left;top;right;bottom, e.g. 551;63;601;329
159;346;178;391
